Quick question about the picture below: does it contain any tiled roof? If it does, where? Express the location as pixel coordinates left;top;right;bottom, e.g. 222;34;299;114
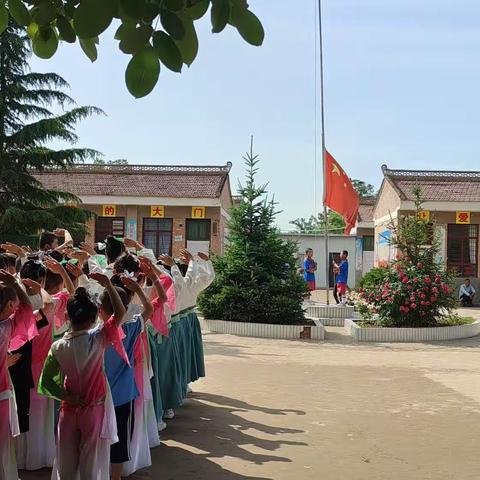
34;163;232;199
382;165;480;202
358;197;376;222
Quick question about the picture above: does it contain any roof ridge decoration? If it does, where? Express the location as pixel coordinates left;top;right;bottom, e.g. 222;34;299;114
381;164;480;180
34;162;233;174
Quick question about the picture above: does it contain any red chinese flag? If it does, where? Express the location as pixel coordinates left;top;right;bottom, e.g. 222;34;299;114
323;151;359;235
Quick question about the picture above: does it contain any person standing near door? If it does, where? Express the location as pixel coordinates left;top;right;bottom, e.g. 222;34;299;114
334;250;349;304
303;248;317;292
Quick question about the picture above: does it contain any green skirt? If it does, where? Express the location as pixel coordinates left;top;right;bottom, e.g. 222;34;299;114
188;311;205;382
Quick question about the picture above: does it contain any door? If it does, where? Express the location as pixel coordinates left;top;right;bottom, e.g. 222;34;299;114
328;252;341;287
142;218;173;257
95;217;125;243
186;219;211;256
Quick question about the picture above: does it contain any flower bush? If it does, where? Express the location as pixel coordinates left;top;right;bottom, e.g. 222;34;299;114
357;260;457;327
356;188;458;327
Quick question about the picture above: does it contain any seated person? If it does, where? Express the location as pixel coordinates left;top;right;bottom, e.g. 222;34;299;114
459;278;476;307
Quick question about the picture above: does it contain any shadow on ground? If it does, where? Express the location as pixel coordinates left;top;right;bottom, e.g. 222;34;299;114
153;392;307;479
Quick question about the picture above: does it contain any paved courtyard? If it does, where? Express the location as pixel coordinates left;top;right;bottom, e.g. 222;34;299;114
23;311;480;480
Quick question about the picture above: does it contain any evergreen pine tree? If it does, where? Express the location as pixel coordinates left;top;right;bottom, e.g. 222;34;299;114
0;23;102;242
198;139;308;324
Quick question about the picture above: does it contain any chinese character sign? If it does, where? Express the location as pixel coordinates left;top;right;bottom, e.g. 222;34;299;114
150;206;165;218
456;211;471;224
192;207;206;219
417;210;430;222
102;205;116;217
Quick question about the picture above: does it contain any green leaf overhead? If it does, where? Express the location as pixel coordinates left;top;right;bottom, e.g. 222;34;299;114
8;0;30;26
31;1;57;26
186;0;209;20
164;0;186;12
160;9;185;40
211;0;229;33
79;37;98;62
56;15;76;43
125;46;160;98
32;27;58;59
3;0;263;97
152;30;182;73
174;15;198;66
120;0;144;19
119;24;153;54
231;6;264;46
73;0;115;38
0;3;8;34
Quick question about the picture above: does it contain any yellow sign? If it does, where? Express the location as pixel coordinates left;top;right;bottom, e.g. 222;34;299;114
456;211;471;224
417;210;430;222
192;207;206;219
102;205;116;217
150;205;165;218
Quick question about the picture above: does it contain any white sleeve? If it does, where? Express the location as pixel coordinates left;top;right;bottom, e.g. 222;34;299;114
29;293;44;311
183;260;197;290
459;285;466;297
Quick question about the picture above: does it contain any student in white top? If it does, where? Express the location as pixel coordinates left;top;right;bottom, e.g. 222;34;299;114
459;278;476;307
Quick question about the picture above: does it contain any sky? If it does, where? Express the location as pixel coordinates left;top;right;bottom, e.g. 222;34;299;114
30;0;480;231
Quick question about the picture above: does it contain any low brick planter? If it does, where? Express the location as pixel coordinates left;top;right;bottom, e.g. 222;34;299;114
200;318;325;341
345;318;480;342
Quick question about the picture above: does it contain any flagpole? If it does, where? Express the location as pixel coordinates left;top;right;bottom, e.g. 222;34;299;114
318;0;330;305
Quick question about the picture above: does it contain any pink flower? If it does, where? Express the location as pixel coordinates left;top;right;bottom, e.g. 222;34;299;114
435;276;441;284
376;296;381;301
424;277;432;284
411;303;417;309
404;307;410;313
413;277;419;283
407;285;413;290
417;263;423;269
402;277;409;284
419;293;426;300
425;301;430;306
430;296;437;303
387;297;393;302
442;284;449;294
420;301;426;306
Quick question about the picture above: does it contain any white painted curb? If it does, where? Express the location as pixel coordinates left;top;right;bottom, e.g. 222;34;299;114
200;318;325;341
345;318;480;342
306;304;354;320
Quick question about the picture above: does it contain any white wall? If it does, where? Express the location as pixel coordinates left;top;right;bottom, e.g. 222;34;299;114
281;234;357;288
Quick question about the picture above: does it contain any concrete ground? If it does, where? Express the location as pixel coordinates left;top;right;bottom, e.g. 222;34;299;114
23;309;480;480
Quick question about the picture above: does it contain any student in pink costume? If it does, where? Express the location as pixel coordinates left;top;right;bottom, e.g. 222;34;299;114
38;273;127;480
16;257;75;471
0;270;36;480
121;257;168;477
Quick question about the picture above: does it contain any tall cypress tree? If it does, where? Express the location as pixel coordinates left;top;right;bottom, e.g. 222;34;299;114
0;23;101;242
198;139;308;325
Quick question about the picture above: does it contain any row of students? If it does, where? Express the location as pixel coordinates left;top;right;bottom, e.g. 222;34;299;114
0;231;214;479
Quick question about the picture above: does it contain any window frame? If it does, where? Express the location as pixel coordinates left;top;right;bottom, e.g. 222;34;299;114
447;224;478;277
142;218;173;257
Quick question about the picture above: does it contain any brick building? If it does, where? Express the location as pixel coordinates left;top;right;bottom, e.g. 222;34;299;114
374;165;480;288
35;163;233;258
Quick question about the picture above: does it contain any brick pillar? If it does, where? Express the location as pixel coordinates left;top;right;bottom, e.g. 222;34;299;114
172;219;185;258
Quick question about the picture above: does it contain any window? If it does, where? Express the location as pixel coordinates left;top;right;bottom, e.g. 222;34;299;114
142;218;173;257
95;217;125;243
186;219;211;241
447;224;478;277
363;236;374;252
